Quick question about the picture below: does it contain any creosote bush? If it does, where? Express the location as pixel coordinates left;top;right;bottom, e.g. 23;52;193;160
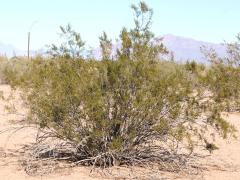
2;1;239;171
0;57;31;85
7;57;235;168
200;35;240;111
0;56;8;84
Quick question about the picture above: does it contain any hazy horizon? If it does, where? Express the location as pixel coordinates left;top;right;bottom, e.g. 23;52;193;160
0;0;240;50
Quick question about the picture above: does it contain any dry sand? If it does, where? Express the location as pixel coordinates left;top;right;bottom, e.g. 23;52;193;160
0;84;239;180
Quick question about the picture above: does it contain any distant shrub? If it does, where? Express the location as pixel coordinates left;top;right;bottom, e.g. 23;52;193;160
2;58;32;87
201;34;240;111
0;56;8;84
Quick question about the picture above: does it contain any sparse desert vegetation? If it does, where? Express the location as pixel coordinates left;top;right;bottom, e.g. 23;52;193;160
0;1;240;180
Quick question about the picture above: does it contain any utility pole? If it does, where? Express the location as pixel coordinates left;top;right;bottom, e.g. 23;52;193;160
28;32;30;59
27;21;39;59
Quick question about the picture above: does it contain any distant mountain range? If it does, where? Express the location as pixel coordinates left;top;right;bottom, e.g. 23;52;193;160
93;34;226;63
0;34;226;63
162;34;226;63
0;42;23;57
0;43;38;58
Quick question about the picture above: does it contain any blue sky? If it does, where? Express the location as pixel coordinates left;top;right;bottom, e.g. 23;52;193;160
0;0;240;50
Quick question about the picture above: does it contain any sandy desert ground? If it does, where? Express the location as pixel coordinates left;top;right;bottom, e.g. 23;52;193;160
0;84;240;180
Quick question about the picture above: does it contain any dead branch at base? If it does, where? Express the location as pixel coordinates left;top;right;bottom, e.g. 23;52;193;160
0;123;208;179
0;123;208;178
18;140;204;178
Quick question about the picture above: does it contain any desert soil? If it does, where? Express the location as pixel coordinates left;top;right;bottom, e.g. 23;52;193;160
0;84;240;180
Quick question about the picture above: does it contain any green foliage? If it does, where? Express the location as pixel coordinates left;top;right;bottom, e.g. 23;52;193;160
118;1;168;60
225;33;240;67
204;139;219;154
2;1;239;168
1;57;31;86
6;56;234;166
0;56;8;84
185;60;197;73
99;32;112;60
47;24;85;59
201;35;240;111
118;27;132;58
